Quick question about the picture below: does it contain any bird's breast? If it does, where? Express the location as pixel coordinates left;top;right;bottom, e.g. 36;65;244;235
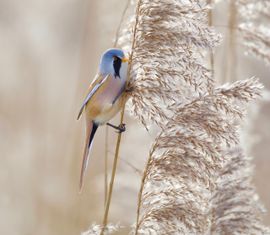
85;75;126;124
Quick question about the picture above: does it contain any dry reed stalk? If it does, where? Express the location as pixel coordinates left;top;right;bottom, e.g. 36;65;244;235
82;0;133;234
118;0;223;234
221;0;237;84
134;78;266;234
207;0;215;80
227;0;237;82
83;0;270;234
104;126;108;208
100;109;126;235
103;0;132;210
117;0;269;233
214;0;270;65
100;0;142;234
210;2;270;233
118;0;221;130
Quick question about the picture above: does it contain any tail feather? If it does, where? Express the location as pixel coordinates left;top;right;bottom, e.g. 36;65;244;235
79;121;98;192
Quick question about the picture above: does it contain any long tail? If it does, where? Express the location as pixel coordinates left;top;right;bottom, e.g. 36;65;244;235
79;120;98;192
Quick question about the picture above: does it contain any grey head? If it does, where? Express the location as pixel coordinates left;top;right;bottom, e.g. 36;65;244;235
99;48;128;78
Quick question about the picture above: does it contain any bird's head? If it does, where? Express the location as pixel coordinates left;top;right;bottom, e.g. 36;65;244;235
99;48;129;78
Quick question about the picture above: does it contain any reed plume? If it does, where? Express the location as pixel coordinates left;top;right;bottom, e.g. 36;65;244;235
211;147;270;234
82;223;121;235
118;0;221;129
133;78;265;234
82;0;270;234
236;0;270;65
117;0;269;233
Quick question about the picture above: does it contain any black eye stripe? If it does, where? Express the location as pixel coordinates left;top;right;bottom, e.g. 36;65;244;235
113;57;122;78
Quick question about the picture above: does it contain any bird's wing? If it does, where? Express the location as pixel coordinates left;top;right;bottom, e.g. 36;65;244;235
77;74;109;120
112;84;126;104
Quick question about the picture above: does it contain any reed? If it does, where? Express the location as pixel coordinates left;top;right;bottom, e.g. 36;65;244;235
82;0;270;234
133;78;265;234
237;0;270;65
100;0;142;234
211;147;270;234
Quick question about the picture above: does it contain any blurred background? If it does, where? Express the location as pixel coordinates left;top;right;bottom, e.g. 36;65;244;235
0;0;269;234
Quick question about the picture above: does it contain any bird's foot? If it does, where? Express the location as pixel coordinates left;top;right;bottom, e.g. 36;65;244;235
106;123;126;133
117;123;126;133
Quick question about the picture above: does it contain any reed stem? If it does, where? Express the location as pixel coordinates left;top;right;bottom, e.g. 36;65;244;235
134;151;152;234
103;0;131;211
100;108;126;235
223;0;237;83
104;127;108;208
208;0;215;81
228;0;237;82
100;0;141;233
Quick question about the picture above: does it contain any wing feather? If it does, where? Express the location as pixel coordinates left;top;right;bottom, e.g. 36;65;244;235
112;84;126;104
77;74;109;120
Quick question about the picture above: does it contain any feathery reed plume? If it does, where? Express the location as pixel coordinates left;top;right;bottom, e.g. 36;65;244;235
236;0;270;65
82;0;270;234
117;0;269;233
82;223;121;235
119;0;221;129
134;78;265;234
211;147;270;234
238;23;270;65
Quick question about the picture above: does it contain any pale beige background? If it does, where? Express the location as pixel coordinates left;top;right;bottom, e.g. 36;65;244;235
0;1;269;234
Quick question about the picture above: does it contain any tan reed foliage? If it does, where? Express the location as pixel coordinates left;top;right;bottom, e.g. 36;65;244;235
118;0;221;129
100;0;141;233
236;0;270;65
207;0;215;79
82;223;121;235
211;147;270;234
133;78;266;234
83;0;270;234
117;0;269;233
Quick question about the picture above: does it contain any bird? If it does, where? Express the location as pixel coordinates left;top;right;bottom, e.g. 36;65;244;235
77;48;129;191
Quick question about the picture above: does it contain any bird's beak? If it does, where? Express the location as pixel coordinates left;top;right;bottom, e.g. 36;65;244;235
122;57;129;63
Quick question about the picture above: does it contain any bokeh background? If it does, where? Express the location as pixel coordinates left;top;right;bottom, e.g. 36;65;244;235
0;0;269;234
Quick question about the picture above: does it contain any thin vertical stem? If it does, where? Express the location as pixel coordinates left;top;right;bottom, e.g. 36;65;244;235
104;127;108;208
228;0;237;82
223;0;237;83
100;0;142;233
100;109;126;235
103;0;131;210
135;152;152;234
208;0;215;81
113;0;131;47
135;140;160;234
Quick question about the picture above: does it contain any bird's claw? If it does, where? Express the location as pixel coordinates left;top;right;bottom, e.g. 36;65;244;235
117;123;126;133
106;122;126;133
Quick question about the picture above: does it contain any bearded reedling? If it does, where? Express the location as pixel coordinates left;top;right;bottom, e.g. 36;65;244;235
77;48;129;191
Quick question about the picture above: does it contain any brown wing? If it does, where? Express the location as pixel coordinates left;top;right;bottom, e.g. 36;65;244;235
77;74;109;120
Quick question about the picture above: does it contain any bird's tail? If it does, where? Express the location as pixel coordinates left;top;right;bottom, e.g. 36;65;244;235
79;120;98;192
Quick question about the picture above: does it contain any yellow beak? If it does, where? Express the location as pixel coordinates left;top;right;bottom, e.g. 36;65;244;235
122;57;129;63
